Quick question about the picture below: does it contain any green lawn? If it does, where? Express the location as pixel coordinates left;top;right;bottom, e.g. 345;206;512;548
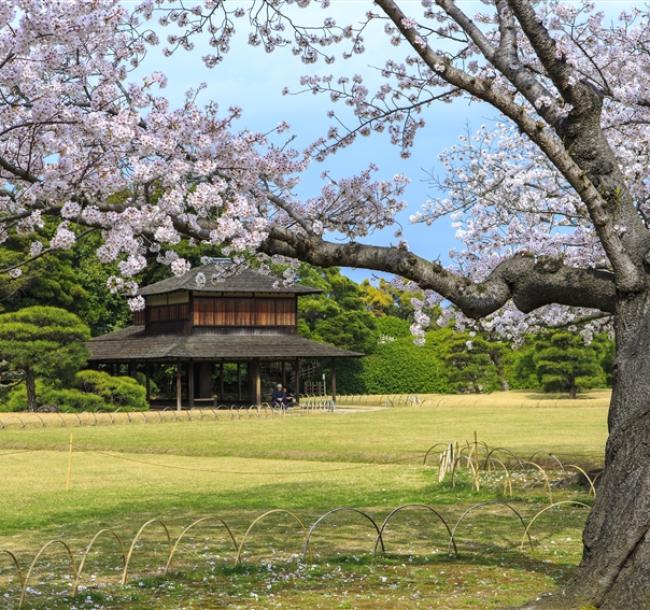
0;391;609;609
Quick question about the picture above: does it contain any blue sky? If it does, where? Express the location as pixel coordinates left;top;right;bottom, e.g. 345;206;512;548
132;1;640;283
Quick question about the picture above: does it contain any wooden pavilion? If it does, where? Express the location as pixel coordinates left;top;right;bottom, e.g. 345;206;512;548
86;261;361;408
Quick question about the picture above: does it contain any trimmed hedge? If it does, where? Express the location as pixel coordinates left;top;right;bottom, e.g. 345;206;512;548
3;370;147;412
337;330;453;394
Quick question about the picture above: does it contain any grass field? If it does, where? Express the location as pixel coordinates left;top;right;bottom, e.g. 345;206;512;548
0;391;610;609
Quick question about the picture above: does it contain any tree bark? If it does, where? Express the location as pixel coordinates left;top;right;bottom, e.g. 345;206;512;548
25;368;37;412
573;292;650;608
525;291;650;609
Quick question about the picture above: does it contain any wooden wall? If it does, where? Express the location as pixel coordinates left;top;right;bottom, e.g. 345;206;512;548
193;297;296;327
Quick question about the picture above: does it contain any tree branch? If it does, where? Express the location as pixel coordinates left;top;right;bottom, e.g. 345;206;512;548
260;227;616;317
376;0;646;293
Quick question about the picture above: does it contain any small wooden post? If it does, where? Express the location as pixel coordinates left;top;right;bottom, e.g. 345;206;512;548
188;360;195;408
176;363;182;411
66;433;73;492
331;359;337;403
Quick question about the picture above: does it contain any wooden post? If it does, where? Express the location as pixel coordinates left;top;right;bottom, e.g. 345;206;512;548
295;358;302;403
176;363;182;411
237;362;242;402
219;362;224;402
252;360;262;405
128;362;136;378
281;361;286;387
331;359;337;402
188;360;195;408
145;364;151;401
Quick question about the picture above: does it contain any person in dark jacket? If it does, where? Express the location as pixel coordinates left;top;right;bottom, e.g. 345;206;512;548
271;383;286;408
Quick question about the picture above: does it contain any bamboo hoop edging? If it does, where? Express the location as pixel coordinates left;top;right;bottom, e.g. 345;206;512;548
0;548;24;587
18;539;76;610
73;528;126;595
448;500;534;556
302;507;385;562
521;461;554;504
565;464;597;496
165;516;238;574
484;456;513;497
373;504;458;557
423;442;452;466
235;509;306;565
121;519;172;585
519;500;592;551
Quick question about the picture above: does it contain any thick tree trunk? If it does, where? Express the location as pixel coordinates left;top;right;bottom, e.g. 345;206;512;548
531;292;650;609
25;368;37;412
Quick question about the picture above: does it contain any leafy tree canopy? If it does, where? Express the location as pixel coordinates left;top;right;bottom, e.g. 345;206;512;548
0;306;90;411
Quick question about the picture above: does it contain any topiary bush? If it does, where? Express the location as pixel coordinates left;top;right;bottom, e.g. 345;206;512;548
74;370;148;411
2;369;148;412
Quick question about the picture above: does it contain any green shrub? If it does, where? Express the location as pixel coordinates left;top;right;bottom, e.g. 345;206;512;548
74;370;147;411
338;330;452;394
4;382;106;412
43;388;107;412
2;369;147;412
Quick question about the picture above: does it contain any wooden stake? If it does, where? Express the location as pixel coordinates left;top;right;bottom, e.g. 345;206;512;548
66;433;73;492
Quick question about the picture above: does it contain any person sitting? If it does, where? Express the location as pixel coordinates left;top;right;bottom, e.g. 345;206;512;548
271;383;286;408
282;386;295;409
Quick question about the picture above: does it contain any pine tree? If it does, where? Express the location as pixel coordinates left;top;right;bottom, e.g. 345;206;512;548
441;333;500;394
533;331;604;398
0;306;90;411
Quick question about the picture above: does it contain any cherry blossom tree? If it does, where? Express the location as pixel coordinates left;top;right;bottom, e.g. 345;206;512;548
3;0;650;606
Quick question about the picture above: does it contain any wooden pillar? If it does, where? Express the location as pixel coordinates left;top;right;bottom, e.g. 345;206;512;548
281;361;286;387
188;360;195;408
331;359;337;402
176;362;182;411
197;362;210;399
128;362;137;378
295;358;302;402
237;362;242;402
219;362;224;402
252;360;262;405
145;364;151;401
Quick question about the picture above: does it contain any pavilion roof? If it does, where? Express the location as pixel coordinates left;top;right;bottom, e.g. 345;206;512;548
139;263;321;296
87;326;362;361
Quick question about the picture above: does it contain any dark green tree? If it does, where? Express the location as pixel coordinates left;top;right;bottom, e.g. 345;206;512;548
0;306;90;411
441;332;500;393
533;330;604;398
297;265;377;353
0;228;132;335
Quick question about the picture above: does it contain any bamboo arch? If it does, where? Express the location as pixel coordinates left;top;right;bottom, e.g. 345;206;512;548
18;540;76;610
73;528;126;595
448;501;533;555
373;504;458;557
121;519;172;585
519;501;591;551
165;517;238;574
235;510;306;565
302;507;385;561
0;549;24;588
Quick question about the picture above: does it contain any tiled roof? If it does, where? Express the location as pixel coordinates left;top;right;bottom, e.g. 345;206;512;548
87;326;362;361
139;264;320;296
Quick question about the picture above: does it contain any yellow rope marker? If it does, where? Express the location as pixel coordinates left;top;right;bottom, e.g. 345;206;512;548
66;432;73;491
